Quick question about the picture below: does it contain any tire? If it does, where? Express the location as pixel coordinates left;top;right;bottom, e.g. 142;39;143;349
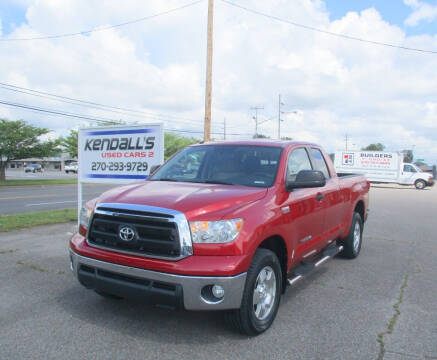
415;179;426;190
65;170;69;174
225;248;282;336
94;289;123;300
339;212;363;259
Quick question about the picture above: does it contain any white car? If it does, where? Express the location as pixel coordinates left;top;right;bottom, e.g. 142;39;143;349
65;162;78;174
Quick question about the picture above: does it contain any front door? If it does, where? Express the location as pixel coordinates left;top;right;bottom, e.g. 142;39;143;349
281;147;326;262
399;164;416;184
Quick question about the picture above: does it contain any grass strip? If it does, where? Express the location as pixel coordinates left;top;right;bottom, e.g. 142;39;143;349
0;208;76;232
0;179;77;186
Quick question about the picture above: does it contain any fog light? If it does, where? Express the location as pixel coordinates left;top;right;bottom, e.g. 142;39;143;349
212;284;224;299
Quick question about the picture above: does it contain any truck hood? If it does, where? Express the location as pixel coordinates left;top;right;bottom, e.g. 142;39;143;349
96;181;267;220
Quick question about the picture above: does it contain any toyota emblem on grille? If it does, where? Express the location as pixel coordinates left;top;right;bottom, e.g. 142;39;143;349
119;225;136;242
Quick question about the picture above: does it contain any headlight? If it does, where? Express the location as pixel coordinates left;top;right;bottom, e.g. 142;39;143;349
189;219;243;244
79;206;92;228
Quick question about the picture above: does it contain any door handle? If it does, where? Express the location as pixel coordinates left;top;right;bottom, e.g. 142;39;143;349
316;193;324;201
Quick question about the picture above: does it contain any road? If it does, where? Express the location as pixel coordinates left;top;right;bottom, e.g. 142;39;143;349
0;184;116;215
0;184;436;359
6;169;77;180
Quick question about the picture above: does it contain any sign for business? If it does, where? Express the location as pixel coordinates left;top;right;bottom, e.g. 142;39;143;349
78;124;164;184
334;150;400;181
337;151;398;170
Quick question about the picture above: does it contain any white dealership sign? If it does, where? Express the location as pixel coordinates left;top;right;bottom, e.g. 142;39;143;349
77;124;163;223
78;124;163;184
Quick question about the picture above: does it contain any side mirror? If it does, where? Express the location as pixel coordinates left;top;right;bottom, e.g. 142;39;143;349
149;165;161;175
286;170;326;190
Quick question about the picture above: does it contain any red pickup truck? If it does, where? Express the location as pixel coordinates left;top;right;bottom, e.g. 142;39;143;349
70;140;369;335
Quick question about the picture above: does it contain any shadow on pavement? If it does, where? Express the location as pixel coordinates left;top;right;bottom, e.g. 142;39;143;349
371;185;430;191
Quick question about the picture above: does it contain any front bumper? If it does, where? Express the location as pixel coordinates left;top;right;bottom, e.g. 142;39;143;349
70;250;247;310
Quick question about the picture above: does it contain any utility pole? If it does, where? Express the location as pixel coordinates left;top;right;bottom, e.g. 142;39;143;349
278;94;283;139
250;106;264;137
345;134;349;150
223;117;226;140
203;0;214;142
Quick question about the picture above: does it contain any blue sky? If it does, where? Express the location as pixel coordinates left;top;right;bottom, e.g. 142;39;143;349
0;1;27;35
325;0;437;35
1;1;437;36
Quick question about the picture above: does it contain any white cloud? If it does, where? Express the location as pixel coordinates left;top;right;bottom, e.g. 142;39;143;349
0;1;437;163
404;0;437;26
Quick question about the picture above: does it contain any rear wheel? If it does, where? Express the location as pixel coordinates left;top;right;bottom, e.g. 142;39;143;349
225;248;282;336
339;212;363;259
415;179;426;190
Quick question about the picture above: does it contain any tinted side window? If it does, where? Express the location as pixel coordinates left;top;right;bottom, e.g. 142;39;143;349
403;165;416;173
287;148;312;181
310;148;330;179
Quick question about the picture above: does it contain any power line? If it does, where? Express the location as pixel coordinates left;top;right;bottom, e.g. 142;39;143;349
0;82;223;128
0;99;123;124
220;0;437;55
0;99;252;136
0;0;205;42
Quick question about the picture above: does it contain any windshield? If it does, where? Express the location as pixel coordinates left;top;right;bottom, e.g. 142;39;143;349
150;145;282;188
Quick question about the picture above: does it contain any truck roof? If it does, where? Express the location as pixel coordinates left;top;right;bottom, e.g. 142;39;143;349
190;140;318;149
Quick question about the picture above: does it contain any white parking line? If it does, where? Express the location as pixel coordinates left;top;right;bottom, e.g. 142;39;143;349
26;200;77;207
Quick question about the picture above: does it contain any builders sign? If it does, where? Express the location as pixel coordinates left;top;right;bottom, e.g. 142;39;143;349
336;151;398;170
78;124;164;184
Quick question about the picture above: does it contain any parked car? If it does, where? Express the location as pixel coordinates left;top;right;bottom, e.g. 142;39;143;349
334;150;434;189
65;162;78;174
24;164;42;173
70;140;369;335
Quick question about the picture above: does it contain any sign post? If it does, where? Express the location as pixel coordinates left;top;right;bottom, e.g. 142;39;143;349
77;124;164;224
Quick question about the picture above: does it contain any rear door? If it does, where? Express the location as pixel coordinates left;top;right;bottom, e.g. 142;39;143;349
281;147;325;261
308;148;344;243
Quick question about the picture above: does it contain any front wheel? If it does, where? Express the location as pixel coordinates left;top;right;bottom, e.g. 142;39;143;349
225;248;282;336
415;179;426;190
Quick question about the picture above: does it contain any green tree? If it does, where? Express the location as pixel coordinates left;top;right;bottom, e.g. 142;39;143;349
402;149;414;163
362;143;385;151
253;133;270;139
61;130;78;158
0;119;61;181
164;133;198;161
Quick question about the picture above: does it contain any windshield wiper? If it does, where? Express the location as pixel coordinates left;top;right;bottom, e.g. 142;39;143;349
202;180;234;185
154;178;179;182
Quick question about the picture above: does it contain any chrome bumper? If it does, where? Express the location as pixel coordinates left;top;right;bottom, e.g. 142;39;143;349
69;251;247;311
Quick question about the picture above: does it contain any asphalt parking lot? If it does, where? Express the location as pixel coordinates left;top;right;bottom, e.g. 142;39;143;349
0;184;436;360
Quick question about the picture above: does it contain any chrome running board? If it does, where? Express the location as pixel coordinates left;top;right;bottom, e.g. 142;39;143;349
287;245;343;286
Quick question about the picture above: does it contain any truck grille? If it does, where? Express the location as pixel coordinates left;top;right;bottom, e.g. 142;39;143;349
87;204;191;260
